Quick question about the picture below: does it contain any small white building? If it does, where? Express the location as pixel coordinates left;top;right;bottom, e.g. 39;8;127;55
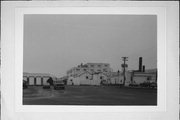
109;72;124;85
132;72;157;84
124;69;157;86
110;75;123;85
23;72;57;86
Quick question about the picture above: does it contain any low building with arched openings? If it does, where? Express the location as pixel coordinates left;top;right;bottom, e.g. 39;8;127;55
23;72;57;86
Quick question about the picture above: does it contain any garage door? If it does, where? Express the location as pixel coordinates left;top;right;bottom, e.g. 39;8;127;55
29;77;35;85
36;77;42;85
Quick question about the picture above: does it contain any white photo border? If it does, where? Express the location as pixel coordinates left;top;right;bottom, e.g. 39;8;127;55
15;6;165;113
1;1;179;120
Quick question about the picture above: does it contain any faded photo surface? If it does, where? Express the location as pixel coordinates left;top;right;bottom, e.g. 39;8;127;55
23;15;157;105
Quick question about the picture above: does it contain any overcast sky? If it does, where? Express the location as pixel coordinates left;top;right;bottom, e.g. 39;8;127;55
23;15;157;77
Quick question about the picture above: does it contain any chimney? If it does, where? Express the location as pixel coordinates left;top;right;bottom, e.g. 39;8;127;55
139;57;143;72
142;65;145;72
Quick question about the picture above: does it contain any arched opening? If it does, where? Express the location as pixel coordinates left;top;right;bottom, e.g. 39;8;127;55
36;76;42;86
29;76;35;85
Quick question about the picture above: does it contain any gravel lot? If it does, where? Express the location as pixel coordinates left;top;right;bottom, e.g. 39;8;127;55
23;86;157;105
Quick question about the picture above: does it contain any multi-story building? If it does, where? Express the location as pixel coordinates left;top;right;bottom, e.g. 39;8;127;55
86;63;112;74
67;63;112;77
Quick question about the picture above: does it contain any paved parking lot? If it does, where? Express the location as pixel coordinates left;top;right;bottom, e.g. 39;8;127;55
23;86;157;105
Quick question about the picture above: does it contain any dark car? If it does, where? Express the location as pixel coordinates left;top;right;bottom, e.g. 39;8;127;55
43;85;51;89
150;82;157;88
129;83;139;87
54;83;65;90
140;82;150;88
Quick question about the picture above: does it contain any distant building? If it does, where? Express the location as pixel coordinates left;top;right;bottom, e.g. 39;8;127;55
67;63;112;77
125;69;157;86
132;69;157;84
66;60;157;86
123;57;157;86
23;72;57;86
67;71;92;85
66;63;112;86
67;71;109;86
109;72;124;85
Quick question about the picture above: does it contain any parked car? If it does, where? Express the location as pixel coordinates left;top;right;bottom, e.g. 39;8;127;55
43;85;51;89
140;82;157;88
150;82;157;88
54;83;65;90
129;83;139;87
140;82;151;88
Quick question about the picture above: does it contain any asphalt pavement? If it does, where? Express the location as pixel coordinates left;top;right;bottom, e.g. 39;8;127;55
23;86;157;105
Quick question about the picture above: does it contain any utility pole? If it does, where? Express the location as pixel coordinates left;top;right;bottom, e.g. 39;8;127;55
117;70;120;86
122;57;128;86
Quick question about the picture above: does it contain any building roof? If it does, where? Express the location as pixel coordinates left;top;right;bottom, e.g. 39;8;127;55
86;63;109;64
23;72;57;78
77;71;92;77
93;72;109;76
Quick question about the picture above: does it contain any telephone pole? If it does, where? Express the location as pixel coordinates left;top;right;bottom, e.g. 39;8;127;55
122;57;128;86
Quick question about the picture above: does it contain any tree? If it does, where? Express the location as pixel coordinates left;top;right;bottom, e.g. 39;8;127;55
47;77;54;85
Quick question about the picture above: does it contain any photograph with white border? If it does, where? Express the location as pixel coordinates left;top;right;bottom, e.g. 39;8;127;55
1;1;179;120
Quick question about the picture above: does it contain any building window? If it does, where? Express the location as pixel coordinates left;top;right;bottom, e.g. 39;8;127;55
147;76;151;81
84;69;87;71
98;65;101;67
100;76;103;79
91;65;94;67
103;69;107;72
97;69;101;72
86;76;89;79
104;64;108;67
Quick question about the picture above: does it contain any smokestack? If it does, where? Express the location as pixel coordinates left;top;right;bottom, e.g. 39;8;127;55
139;57;143;72
142;65;145;72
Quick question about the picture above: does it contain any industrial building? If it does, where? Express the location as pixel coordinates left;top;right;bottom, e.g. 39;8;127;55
67;63;112;78
109;72;124;85
23;57;157;87
66;63;112;85
23;72;57;86
67;71;109;86
125;57;157;86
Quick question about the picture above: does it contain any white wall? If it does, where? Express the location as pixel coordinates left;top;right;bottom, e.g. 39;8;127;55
67;77;74;85
110;76;123;84
36;77;41;85
79;73;92;85
29;77;34;85
133;76;147;84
